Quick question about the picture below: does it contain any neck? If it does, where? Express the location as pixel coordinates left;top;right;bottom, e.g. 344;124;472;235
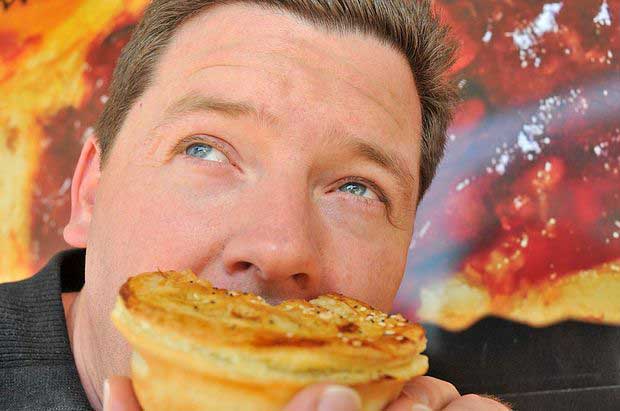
63;292;103;411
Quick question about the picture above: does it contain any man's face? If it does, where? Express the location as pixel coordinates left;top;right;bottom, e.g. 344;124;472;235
68;3;421;376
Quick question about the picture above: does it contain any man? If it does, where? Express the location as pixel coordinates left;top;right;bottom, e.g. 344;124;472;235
1;0;509;410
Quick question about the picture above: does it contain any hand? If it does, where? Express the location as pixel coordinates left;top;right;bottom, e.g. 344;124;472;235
281;377;511;411
102;375;511;410
385;376;511;411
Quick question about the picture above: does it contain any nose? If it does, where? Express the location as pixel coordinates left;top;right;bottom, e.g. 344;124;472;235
221;182;322;297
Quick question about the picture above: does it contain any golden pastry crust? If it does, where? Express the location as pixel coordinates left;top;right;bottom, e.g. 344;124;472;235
418;259;620;331
111;270;428;411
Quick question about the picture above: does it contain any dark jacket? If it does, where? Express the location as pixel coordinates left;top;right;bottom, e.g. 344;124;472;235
0;249;91;411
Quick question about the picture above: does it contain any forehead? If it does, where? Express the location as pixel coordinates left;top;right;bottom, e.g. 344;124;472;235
151;2;421;135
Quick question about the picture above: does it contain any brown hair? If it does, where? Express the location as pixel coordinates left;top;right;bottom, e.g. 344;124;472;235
95;0;459;201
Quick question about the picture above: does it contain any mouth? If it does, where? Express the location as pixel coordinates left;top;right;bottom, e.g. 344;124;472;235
197;274;317;307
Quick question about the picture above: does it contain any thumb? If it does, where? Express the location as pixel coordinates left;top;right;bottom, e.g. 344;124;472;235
282;383;362;411
103;376;142;411
402;376;460;410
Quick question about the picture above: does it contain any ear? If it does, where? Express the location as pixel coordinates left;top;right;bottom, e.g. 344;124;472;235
63;136;102;248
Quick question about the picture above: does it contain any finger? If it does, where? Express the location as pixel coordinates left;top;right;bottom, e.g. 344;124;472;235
480;394;513;409
441;394;511;411
103;376;142;411
383;394;415;411
282;383;362;411
401;376;460;410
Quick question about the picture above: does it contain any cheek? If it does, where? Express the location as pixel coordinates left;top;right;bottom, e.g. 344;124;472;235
327;231;409;311
87;168;231;283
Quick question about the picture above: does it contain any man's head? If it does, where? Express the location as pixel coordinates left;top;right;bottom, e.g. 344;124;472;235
98;0;458;201
63;0;457;402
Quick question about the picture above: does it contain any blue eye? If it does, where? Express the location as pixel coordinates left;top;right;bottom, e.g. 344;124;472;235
186;143;212;158
338;181;381;201
185;142;229;163
339;182;368;197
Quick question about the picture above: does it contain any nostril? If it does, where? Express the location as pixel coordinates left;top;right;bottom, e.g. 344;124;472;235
229;261;252;273
292;273;310;290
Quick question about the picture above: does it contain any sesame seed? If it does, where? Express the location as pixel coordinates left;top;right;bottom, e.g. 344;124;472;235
352;340;362;347
395;336;405;341
359;306;367;312
384;330;395;335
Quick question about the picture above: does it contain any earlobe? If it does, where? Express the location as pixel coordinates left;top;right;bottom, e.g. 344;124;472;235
63;136;102;248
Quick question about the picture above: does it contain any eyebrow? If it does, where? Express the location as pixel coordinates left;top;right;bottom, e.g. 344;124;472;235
161;92;416;202
161;92;277;125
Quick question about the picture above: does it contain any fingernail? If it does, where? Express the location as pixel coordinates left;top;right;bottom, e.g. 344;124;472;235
411;405;432;411
317;385;361;411
103;379;110;411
